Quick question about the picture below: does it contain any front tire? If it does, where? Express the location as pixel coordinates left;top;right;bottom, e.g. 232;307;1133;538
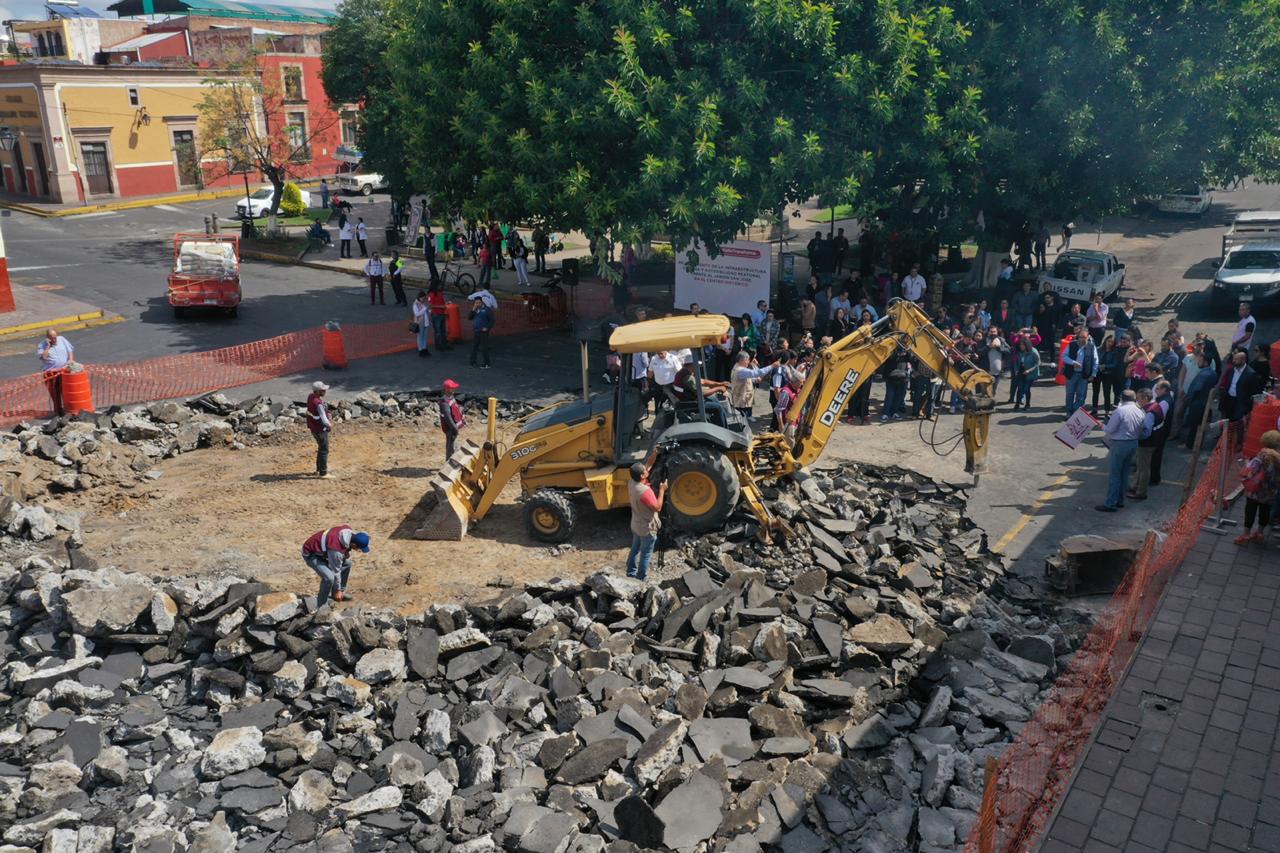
525;489;576;543
361;184;373;196
662;446;740;533
457;273;477;296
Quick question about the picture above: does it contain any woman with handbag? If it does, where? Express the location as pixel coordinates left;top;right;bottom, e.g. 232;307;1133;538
412;291;432;358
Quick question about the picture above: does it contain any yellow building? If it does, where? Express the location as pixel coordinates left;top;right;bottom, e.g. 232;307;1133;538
0;62;221;203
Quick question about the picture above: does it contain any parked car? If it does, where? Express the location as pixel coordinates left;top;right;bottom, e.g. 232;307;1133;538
235;185;312;219
1211;243;1280;310
337;173;388;195
1038;249;1126;302
1155;185;1213;216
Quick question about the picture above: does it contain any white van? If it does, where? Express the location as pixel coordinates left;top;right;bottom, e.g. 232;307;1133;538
1222;210;1280;259
1156;185;1212;215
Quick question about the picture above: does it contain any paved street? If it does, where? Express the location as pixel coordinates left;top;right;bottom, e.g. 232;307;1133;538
1040;532;1280;853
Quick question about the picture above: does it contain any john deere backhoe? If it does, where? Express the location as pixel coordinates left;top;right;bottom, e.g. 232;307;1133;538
411;299;994;543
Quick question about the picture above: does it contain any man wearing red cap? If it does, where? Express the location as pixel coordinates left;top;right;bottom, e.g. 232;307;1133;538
440;379;465;457
301;525;369;604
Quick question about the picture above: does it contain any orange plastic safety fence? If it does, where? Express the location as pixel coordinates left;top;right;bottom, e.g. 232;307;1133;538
965;412;1247;853
0;286;618;427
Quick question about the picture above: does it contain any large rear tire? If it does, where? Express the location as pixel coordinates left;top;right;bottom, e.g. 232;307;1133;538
662;446;740;533
524;489;576;543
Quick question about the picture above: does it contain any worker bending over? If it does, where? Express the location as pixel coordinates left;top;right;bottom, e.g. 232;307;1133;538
302;525;370;604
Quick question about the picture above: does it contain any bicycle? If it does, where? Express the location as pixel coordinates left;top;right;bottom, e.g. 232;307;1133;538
439;260;476;298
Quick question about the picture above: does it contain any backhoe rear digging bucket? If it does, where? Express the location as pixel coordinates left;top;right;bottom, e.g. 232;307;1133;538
411;439;485;540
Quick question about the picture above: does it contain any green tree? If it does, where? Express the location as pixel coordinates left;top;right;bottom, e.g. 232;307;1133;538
950;0;1280;251
385;0;983;267
322;0;411;204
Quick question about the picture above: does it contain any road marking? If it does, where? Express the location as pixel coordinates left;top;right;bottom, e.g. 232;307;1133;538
9;264;92;272
63;210;121;219
153;204;185;212
993;472;1073;554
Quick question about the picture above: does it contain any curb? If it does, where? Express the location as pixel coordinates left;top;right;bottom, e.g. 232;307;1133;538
0;179;328;219
243;249;534;305
0;310;124;341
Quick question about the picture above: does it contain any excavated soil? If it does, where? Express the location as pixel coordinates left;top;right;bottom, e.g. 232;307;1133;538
81;419;633;609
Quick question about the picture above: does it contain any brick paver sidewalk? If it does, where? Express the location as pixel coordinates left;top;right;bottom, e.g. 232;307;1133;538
1040;533;1280;853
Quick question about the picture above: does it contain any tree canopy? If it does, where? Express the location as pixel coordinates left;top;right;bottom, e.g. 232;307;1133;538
327;0;1280;253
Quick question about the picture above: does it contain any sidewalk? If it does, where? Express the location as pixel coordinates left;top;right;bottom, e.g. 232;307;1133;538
0;185;255;218
1039;532;1280;853
0;283;122;340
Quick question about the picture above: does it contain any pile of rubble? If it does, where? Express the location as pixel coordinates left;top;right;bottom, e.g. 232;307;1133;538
0;391;536;543
0;463;1083;852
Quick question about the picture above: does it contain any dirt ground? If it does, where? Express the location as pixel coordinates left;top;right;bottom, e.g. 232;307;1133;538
82;420;634;610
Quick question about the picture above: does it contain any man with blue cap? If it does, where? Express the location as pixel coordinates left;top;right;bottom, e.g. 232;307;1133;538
301;525;370;604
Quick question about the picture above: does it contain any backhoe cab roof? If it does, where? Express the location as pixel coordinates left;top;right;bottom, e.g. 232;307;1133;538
609;315;731;354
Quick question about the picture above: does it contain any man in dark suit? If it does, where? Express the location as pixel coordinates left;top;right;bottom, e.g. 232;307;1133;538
1218;349;1262;449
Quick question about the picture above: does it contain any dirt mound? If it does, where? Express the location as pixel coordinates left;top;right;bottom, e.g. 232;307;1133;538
81;419;634;608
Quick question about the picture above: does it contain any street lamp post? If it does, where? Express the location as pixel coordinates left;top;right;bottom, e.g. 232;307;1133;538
0;127;17;313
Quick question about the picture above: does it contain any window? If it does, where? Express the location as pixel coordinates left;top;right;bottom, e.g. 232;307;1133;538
36;34;47;56
128;88;140;107
282;66;304;101
286;111;309;162
340;110;358;147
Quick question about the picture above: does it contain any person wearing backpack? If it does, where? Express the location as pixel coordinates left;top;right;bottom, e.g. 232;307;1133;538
1236;430;1280;545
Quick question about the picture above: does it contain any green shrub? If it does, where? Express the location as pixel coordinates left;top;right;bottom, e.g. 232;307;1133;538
279;181;306;216
649;243;675;262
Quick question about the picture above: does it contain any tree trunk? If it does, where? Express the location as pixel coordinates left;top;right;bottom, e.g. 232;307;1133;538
266;172;285;217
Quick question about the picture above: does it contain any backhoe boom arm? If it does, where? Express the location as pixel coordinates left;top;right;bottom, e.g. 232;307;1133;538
786;299;994;474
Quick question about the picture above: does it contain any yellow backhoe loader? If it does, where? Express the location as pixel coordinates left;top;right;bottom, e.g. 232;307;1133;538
411;299;994;543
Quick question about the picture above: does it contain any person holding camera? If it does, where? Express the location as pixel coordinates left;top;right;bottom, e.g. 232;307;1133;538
626;459;666;581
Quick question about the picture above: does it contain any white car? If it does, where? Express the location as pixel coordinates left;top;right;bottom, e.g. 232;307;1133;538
235;186;312;219
1038;249;1126;302
1156;185;1213;215
1212;244;1280;310
337;173;388;195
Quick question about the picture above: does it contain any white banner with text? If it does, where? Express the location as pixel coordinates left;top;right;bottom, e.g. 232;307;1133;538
674;240;772;318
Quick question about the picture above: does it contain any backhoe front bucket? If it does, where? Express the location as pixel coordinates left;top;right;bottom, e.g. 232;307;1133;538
411;439;487;540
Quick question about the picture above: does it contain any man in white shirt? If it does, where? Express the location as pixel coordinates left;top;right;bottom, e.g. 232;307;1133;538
36;329;75;416
1232;302;1256;353
902;264;927;303
648;350;684;409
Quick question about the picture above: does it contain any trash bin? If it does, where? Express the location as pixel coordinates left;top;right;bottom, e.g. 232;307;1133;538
385;226;400;248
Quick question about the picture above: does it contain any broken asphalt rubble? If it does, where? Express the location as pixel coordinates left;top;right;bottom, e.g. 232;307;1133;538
0;415;1088;853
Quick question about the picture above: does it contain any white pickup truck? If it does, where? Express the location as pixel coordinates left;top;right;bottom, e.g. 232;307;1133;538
1037;249;1126;303
337;173;388;195
1212;244;1280;310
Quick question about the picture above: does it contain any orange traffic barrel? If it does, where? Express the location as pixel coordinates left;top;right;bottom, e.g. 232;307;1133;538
322;320;348;370
445;302;462;343
61;364;93;415
1055;336;1073;386
1243;396;1280;458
